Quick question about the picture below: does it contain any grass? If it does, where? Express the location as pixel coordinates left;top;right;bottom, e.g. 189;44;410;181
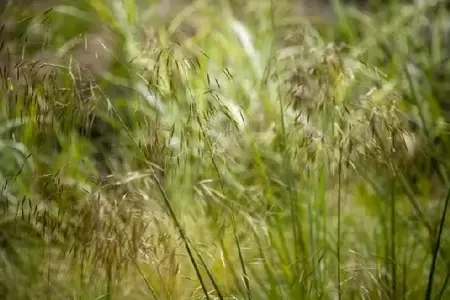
0;0;450;299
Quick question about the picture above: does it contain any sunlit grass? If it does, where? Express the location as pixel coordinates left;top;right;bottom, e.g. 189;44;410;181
0;0;449;299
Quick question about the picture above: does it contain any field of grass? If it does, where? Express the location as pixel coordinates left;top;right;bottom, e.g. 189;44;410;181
1;0;450;299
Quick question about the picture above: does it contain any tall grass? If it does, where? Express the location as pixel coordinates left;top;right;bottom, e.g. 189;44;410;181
0;0;449;299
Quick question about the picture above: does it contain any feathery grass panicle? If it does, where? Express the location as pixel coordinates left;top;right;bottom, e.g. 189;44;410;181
0;0;449;299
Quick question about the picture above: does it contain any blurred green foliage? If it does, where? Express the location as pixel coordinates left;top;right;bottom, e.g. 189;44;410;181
0;0;450;299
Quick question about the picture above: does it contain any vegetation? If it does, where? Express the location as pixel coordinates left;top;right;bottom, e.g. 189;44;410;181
0;0;450;298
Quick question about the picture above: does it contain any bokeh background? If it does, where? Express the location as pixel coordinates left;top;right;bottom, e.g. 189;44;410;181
1;0;450;299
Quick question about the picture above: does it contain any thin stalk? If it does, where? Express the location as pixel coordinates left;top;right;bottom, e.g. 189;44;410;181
152;175;211;300
197;115;245;299
232;217;252;300
425;186;450;300
436;270;450;300
390;175;397;300
390;132;397;300
269;1;304;297
337;142;342;300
